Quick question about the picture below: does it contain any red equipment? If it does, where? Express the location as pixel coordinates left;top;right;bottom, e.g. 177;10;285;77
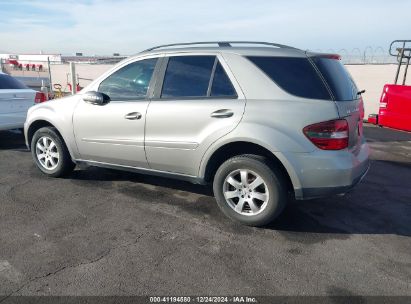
369;40;411;132
6;59;19;66
67;83;82;92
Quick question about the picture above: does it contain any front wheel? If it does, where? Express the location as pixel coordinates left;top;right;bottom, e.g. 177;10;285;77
31;127;75;177
213;155;287;226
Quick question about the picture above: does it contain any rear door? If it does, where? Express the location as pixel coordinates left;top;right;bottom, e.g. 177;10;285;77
311;56;363;151
0;74;35;129
145;54;246;176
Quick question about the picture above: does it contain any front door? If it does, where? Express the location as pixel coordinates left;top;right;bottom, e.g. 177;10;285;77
73;57;159;167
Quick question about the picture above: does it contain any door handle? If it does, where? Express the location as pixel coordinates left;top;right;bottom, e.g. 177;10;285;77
124;112;142;120
210;109;234;118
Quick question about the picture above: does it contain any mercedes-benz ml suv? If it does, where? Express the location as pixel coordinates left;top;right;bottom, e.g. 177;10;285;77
24;41;370;226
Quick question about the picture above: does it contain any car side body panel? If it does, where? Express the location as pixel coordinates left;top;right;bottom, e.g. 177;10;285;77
0;88;36;130
24;97;81;160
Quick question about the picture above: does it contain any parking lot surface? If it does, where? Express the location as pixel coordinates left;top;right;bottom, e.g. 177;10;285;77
0;125;410;298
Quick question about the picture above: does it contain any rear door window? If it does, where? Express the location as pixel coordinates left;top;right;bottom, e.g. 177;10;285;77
247;56;331;100
311;57;358;101
161;56;215;98
0;74;28;89
210;61;237;97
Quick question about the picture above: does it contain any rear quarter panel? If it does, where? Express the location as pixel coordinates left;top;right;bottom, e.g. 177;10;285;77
199;53;340;188
214;52;340;151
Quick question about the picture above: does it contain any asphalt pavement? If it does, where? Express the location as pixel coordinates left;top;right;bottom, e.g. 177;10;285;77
0;125;410;299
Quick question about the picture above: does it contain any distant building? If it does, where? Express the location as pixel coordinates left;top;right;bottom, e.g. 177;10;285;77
0;53;63;65
0;52;127;66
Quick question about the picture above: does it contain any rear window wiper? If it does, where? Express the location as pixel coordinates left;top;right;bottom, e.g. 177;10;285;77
357;89;366;96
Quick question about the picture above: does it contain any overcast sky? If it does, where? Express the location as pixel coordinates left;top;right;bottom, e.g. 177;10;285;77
0;0;409;55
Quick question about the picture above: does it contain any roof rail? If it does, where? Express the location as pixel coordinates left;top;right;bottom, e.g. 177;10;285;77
142;41;297;52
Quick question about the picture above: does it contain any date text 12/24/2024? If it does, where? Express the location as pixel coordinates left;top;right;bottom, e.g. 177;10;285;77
149;297;257;303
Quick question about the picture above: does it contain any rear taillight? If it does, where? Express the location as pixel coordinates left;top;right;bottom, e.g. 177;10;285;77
359;96;365;119
303;119;349;150
379;86;389;108
34;92;46;103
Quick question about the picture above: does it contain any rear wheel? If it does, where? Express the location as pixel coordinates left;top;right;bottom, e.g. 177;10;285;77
213;155;287;226
31;127;75;177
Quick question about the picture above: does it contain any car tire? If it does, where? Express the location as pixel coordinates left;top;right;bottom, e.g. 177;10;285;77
31;127;75;177
213;154;287;226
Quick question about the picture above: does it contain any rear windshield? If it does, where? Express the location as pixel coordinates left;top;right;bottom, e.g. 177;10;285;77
247;56;332;100
311;57;358;101
0;74;28;89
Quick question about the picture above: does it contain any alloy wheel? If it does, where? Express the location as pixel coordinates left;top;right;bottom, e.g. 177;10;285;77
223;169;269;216
35;136;60;171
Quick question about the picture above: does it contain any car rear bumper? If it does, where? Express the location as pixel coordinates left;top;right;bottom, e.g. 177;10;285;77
298;161;370;199
283;141;370;200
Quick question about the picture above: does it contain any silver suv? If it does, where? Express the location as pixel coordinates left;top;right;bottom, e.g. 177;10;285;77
24;41;370;226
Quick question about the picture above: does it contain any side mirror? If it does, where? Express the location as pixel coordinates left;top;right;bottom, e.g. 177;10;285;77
82;91;110;105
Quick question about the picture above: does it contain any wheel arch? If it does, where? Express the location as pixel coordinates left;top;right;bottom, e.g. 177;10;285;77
26;119;76;161
201;141;300;196
27;119;55;148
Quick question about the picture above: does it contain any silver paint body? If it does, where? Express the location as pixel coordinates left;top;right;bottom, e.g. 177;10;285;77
24;47;370;199
0;75;36;130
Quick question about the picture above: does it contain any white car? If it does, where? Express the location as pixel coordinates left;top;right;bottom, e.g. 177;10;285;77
0;72;45;131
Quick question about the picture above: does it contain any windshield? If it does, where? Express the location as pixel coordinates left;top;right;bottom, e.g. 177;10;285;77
0;74;28;90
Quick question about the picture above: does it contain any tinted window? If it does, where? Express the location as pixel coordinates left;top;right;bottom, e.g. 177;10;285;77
312;57;358;101
99;58;157;100
211;62;236;97
161;56;215;98
0;74;28;89
247;56;331;100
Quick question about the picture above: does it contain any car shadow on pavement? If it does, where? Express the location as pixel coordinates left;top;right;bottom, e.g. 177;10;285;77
70;159;411;238
70;166;213;196
268;158;411;237
0;130;27;150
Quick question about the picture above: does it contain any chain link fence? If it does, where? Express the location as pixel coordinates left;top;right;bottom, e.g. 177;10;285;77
309;46;398;64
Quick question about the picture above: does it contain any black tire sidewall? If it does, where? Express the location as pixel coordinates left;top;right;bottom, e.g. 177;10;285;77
213;156;286;226
31;127;72;177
